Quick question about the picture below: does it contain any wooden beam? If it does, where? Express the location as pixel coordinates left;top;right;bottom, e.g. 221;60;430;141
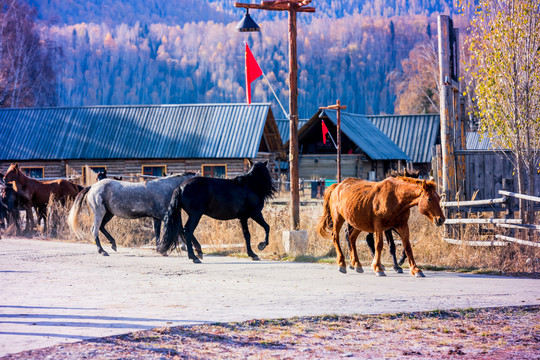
444;218;522;225
443;238;508;247
235;2;315;12
443;197;507;207
499;190;540;203
495;235;540;248
496;223;540;231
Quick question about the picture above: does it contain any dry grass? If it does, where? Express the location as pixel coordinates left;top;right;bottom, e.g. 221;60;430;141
23;192;540;275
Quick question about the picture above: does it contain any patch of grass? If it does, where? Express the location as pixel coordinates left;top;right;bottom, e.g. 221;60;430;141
281;255;335;264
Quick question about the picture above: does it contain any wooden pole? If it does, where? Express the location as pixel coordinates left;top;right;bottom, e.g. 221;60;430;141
235;1;314;230
438;15;458;201
288;5;300;229
320;100;347;183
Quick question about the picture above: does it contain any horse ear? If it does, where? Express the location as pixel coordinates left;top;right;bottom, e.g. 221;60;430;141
247;159;253;168
14;163;19;169
263;160;268;166
422;179;428;191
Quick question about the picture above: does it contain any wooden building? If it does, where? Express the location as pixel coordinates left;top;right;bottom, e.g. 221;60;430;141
295;110;410;181
0;104;282;185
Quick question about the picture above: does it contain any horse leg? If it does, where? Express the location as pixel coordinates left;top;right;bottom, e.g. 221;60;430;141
372;229;386;276
153;218;161;251
99;212;118;252
346;225;363;273
395;230;408;266
183;214;202;263
385;229;403;273
91;208;109;256
251;211;270;251
240;218;259;261
24;204;35;235
332;216;346;273
397;225;423;277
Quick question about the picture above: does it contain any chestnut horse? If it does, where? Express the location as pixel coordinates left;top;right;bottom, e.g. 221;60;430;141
317;176;445;277
3;163;83;232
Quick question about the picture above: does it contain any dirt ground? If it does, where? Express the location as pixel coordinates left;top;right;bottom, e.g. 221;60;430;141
3;306;539;359
1;237;540;358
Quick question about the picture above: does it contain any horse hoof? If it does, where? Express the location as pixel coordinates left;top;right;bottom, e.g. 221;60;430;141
252;256;260;261
192;258;201;264
160;252;169;257
257;242;267;251
196;252;203;259
355;267;364;273
375;271;386;277
339;267;347;274
102;252;109;257
394;267;404;274
415;271;425;278
380;265;386;271
112;245;117;252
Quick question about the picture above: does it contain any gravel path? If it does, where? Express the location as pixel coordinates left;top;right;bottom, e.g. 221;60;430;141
1;237;539;357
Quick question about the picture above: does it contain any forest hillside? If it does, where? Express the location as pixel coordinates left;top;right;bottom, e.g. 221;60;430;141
30;0;454;117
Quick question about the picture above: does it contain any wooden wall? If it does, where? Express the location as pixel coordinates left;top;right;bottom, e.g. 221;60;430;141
0;153;277;184
432;148;540;200
461;150;540;199
298;154;396;181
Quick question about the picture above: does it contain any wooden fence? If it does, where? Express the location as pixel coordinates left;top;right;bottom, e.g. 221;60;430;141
442;189;540;248
432;146;540;200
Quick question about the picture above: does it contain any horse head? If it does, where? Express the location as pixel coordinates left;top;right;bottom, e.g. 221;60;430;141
3;163;21;184
418;179;445;226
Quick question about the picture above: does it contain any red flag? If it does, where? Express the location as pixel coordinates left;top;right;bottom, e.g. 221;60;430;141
321;119;329;144
245;42;263;105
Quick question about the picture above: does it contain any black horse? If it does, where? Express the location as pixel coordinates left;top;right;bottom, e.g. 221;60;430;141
0;182;24;234
158;161;277;263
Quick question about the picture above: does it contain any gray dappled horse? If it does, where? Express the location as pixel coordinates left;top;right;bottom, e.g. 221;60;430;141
68;172;195;256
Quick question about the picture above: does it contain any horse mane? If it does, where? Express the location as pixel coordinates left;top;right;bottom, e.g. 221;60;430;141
235;163;276;201
395;176;437;192
387;168;420;178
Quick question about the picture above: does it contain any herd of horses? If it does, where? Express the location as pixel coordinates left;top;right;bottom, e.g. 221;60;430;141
1;161;445;277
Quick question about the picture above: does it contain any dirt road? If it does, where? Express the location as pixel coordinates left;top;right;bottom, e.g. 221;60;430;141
1;237;539;357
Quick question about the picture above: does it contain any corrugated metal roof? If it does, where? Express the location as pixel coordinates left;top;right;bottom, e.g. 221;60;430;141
0;104;275;160
367;114;440;163
322;110;410;161
466;132;498;150
276;119;308;144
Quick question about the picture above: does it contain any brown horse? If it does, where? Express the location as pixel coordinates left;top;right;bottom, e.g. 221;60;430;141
3;163;83;232
317;176;445;277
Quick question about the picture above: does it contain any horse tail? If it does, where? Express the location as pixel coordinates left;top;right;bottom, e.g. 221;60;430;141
67;186;90;239
157;186;184;254
316;183;339;239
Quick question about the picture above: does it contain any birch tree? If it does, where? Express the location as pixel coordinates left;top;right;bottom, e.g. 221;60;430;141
463;0;540;221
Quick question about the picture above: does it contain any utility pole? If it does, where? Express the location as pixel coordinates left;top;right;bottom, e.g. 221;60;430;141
320;100;347;183
235;1;315;230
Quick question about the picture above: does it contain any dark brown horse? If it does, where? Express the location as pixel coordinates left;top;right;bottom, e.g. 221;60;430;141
317;176;445;277
3;163;83;232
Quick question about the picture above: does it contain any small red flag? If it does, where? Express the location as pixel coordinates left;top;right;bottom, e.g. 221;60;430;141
245;42;263;105
321;120;329;144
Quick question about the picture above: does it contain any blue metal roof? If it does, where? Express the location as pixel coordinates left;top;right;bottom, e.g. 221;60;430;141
466;132;498;150
0;104;278;160
276;119;308;144
367;114;440;163
322;110;410;161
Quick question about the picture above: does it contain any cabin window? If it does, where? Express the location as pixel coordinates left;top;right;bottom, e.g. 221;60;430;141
21;167;44;179
202;164;227;178
89;166;107;174
142;165;166;177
